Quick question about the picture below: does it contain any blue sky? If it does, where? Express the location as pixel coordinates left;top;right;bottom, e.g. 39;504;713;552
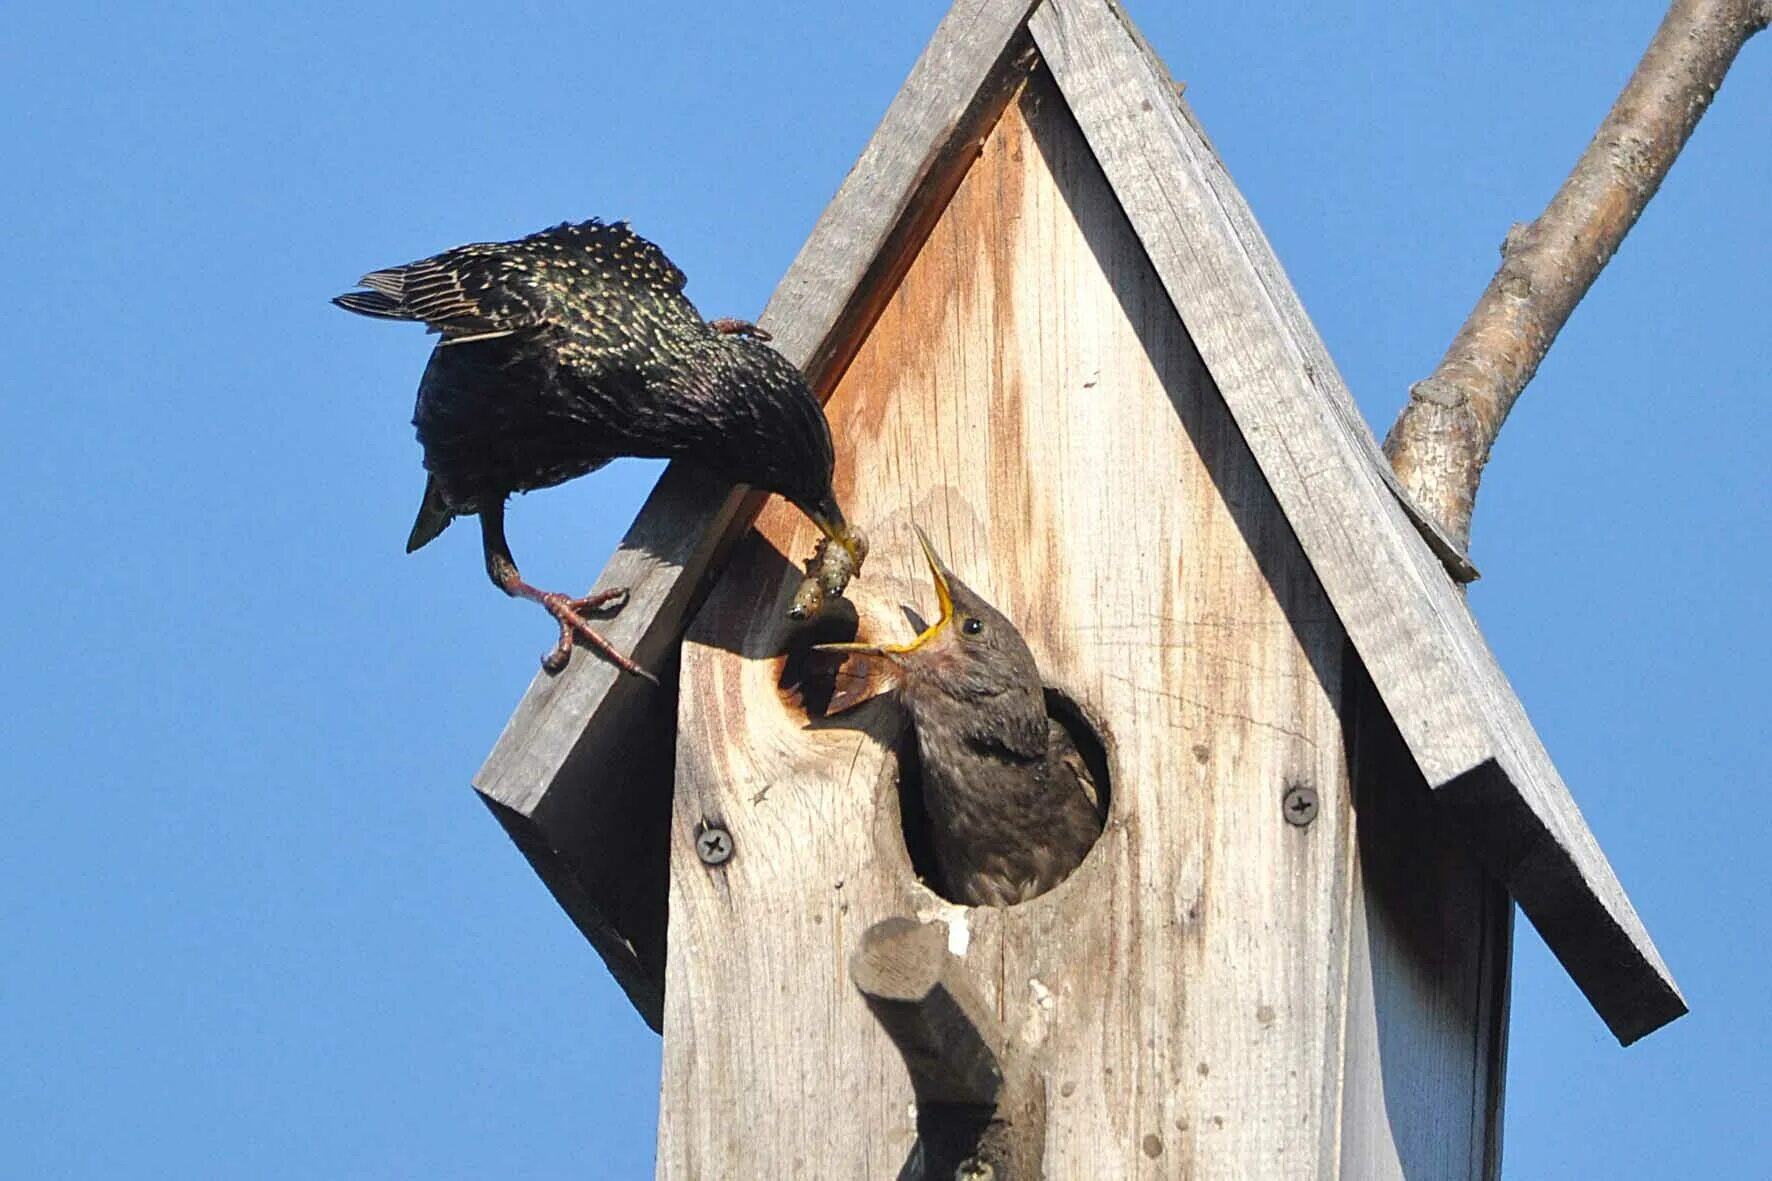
2;2;1765;1176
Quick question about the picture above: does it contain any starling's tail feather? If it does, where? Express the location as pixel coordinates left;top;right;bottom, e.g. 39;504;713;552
358;269;408;298
406;477;455;552
333;290;414;320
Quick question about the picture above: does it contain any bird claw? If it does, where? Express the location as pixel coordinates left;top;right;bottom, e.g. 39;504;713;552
708;317;772;342
537;587;656;682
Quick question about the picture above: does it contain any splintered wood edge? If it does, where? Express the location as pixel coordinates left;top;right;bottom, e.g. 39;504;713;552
471;0;1047;1020
1031;0;1680;1042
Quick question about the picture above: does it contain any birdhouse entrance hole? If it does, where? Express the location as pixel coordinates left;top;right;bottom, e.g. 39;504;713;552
892;683;1112;906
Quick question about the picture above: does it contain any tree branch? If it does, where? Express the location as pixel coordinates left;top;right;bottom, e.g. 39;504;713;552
1384;0;1769;550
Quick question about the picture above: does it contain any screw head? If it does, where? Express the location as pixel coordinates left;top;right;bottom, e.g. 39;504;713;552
1282;784;1319;827
696;825;733;866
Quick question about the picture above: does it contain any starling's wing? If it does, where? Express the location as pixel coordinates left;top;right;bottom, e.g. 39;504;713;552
966;720;1106;906
334;220;693;347
955;865;1031;909
1048;718;1106;823
334;241;554;342
536;219;688;297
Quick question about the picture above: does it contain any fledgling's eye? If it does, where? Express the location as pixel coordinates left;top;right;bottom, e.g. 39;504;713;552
961;617;984;636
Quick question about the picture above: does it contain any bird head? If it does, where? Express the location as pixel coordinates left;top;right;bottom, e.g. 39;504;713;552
698;336;867;587
816;528;1043;727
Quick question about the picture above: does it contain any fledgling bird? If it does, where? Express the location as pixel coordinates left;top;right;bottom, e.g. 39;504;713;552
334;219;866;678
819;530;1104;907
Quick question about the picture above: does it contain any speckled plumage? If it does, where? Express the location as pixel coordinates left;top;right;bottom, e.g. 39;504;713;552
335;219;859;675
336;219;842;542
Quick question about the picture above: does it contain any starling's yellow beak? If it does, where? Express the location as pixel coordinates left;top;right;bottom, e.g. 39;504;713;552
815;526;954;660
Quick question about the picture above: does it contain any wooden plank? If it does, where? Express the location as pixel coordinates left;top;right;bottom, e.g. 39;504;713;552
472;0;1044;1023
471;469;750;1026
1030;0;1682;1042
659;76;1413;1177
475;470;749;818
657;530;922;1177
759;0;1047;385
1339;657;1511;1180
851;917;1047;1177
1106;13;1480;584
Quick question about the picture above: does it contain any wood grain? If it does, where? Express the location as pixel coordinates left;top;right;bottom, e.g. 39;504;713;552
1031;0;1680;1044
1339;658;1511;1180
471;0;1042;1025
659;74;1507;1178
758;0;1046;385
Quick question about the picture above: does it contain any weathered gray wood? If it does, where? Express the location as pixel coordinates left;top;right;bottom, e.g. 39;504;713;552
1339;657;1511;1180
658;75;1496;1177
853;917;1047;1179
472;27;1679;1181
472;0;1043;1023
852;918;1005;1109
757;0;1046;381
658;528;920;1177
475;468;750;1027
1031;0;1682;1044
1105;15;1481;585
474;470;752;818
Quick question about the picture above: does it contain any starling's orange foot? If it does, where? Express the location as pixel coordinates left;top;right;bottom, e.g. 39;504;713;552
536;587;654;682
708;317;772;342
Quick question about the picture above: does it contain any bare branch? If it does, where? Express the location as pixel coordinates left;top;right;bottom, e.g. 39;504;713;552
1384;0;1769;549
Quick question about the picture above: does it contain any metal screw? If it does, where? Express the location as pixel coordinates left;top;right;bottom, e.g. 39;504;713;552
696;825;733;866
1282;785;1318;827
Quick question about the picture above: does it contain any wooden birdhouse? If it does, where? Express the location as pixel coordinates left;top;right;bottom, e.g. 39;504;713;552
472;1;1683;1175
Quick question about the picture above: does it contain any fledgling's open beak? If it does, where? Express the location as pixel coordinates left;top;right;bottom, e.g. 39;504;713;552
814;526;954;661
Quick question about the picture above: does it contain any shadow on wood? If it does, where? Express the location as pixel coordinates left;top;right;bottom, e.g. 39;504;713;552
852;917;1046;1180
1342;651;1510;1177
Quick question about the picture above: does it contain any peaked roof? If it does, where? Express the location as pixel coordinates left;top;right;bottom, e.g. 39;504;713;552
474;0;1682;1043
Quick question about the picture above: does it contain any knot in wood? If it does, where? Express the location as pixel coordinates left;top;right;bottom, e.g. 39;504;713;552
1407;377;1466;410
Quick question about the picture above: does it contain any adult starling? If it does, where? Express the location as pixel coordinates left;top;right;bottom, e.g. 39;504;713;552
820;530;1104;907
334;219;865;677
